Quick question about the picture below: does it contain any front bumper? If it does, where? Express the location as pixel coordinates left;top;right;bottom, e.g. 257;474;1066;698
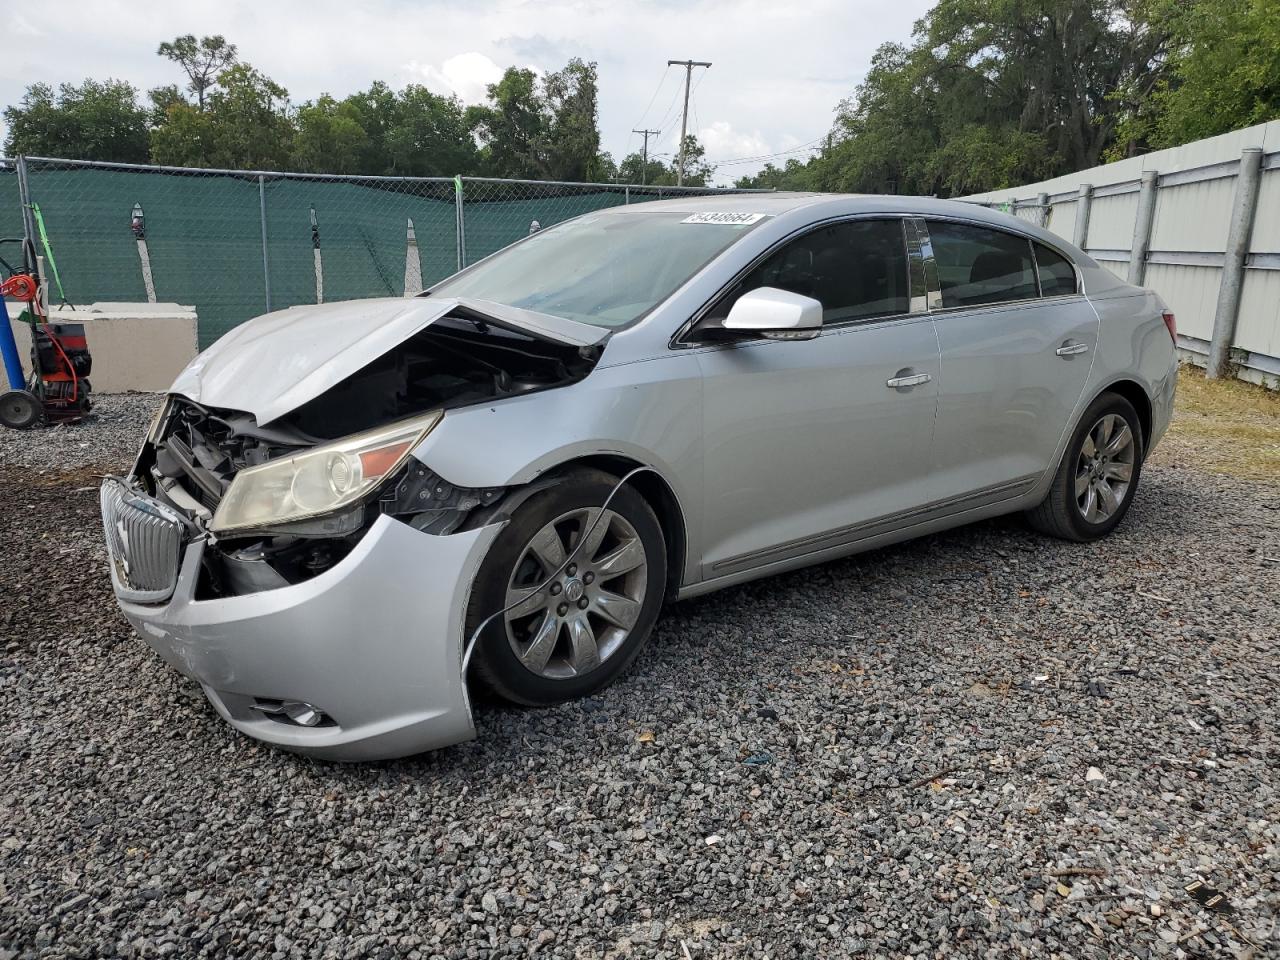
109;507;503;761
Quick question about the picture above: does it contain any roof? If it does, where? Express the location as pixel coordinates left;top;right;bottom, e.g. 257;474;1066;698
609;190;1083;256
613;190;1017;222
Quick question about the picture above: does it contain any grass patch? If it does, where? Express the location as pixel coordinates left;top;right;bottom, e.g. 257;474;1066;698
1156;364;1280;481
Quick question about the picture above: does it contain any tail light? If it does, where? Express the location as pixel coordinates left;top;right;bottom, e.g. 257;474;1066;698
1161;311;1177;343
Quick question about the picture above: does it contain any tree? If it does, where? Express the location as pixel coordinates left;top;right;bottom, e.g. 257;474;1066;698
150;64;293;169
616;150;668;186
471;67;545;178
1146;0;1280;148
540;58;603;181
2;79;149;162
734;158;813;190
384;85;479;176
292;95;370;174
774;0;1178;196
157;34;238;111
337;81;401;173
470;58;606;181
613;135;714;186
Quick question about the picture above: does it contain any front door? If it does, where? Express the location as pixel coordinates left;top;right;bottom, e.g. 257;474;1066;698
689;218;942;581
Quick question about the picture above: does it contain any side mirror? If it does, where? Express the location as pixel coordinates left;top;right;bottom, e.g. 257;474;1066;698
721;287;823;341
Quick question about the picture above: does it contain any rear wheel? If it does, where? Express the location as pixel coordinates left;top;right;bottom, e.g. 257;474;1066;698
0;390;42;430
1027;392;1144;542
466;469;667;706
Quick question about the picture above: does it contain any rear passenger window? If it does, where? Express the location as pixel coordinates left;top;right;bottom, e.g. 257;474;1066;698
709;218;910;325
1035;242;1077;296
926;220;1038;308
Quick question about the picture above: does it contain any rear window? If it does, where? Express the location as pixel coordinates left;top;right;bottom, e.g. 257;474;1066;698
926;220;1038;308
1035;242;1078;296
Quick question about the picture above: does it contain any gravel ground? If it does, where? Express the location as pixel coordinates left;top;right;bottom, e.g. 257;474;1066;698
2;387;1278;959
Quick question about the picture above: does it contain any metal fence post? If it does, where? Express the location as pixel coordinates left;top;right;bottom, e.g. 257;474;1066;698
1037;191;1050;228
454;176;467;271
258;174;272;312
15;156;38;267
1073;183;1093;250
625;186;630;205
1207;147;1264;379
1127;171;1159;285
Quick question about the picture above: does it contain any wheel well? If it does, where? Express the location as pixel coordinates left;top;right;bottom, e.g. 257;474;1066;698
557;454;687;603
1100;380;1152;448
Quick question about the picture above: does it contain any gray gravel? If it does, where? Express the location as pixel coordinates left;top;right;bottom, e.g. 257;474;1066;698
2;396;1278;959
0;393;161;473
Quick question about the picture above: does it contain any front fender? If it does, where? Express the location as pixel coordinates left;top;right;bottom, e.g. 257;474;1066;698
411;355;704;586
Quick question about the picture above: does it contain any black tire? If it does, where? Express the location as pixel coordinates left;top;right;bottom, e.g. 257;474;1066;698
0;390;42;430
466;468;667;706
1027;391;1145;542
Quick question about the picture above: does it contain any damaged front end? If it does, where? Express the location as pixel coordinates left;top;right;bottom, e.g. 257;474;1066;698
133;310;599;597
102;301;604;760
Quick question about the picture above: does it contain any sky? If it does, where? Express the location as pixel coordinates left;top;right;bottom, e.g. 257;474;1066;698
1;0;934;184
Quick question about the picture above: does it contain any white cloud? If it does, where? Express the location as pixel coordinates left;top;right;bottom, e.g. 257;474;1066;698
699;121;771;162
1;0;935;179
402;52;505;104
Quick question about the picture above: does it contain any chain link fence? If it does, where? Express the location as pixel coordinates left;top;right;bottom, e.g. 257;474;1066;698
3;157;766;348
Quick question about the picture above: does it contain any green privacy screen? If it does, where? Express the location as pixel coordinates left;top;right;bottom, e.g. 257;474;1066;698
9;159;744;348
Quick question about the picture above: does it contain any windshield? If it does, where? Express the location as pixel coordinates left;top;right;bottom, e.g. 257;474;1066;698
429;210;769;328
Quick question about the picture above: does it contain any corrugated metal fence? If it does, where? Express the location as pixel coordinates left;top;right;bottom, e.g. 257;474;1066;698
966;120;1280;387
0;157;763;348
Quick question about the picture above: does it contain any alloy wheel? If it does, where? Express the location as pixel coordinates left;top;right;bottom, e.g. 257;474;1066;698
503;507;649;679
1075;413;1136;523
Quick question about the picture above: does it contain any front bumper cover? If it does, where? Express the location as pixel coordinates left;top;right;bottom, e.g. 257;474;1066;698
111;508;503;761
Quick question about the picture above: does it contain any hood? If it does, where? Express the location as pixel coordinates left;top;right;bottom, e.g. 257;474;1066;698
169;296;609;424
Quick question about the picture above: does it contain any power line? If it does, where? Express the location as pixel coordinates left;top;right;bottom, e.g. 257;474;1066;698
625;65;672;158
709;137;827;167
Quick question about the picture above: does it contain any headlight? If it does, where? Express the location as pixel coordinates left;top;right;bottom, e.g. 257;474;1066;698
210;410;442;534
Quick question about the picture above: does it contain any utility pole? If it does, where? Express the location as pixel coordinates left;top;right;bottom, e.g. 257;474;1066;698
667;59;711;185
632;128;659;184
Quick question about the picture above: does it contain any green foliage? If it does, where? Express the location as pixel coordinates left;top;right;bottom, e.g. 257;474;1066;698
734;158;815;190
150;64;293;169
469;58;604;181
292;95;370;174
2;79;150;162
157;35;238;111
804;1;1171;197
613;135;715;186
1147;0;1280;148
384;85;480;176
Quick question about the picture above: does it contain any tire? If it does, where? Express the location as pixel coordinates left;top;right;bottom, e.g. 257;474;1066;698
1027;391;1145;542
0;390;43;430
466;468;667;706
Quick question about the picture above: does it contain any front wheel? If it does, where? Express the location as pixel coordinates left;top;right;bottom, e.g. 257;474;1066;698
1027;392;1145;542
466;469;667;706
0;390;43;430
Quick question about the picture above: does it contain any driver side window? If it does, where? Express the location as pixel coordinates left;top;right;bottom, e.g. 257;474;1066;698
705;218;911;326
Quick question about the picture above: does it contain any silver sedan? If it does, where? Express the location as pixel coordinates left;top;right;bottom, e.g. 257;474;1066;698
101;194;1178;760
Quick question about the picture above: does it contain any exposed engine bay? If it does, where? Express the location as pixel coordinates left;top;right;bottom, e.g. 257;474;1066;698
130;313;599;599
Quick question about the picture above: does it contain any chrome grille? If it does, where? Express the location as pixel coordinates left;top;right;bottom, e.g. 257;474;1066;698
101;480;185;603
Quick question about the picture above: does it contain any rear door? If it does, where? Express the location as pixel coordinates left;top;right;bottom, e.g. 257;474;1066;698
690;218;941;580
921;218;1098;505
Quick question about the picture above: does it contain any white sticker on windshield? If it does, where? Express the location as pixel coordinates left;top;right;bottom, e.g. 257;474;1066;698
681;212;766;225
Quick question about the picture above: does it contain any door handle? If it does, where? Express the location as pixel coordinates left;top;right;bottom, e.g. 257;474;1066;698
886;372;932;388
1055;341;1089;357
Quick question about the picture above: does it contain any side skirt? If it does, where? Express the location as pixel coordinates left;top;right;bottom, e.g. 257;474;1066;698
678;480;1040;601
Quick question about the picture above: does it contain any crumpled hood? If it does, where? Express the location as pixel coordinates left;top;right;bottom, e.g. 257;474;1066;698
169;296;608;424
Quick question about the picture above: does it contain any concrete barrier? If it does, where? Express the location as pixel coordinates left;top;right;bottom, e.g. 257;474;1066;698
5;301;198;394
